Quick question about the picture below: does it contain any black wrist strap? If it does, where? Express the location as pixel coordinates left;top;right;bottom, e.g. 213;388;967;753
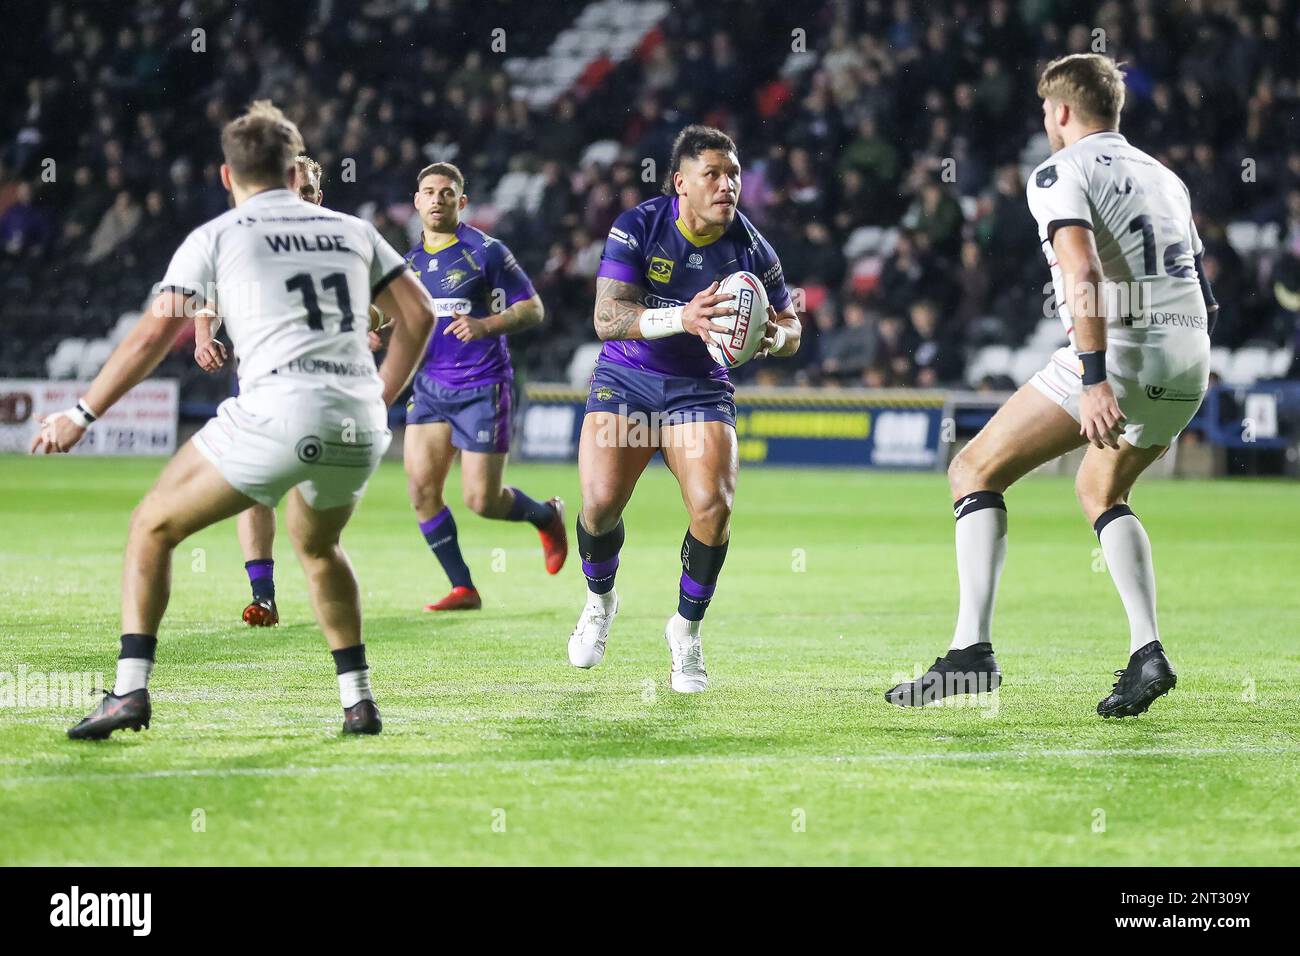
76;399;98;423
1078;350;1107;386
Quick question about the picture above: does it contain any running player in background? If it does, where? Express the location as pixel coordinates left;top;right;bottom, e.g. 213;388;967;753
568;126;801;692
34;101;436;740
192;154;328;627
402;162;567;612
886;55;1217;717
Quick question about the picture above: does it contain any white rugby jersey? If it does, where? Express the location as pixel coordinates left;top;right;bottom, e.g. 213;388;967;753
1026;131;1211;362
159;188;408;422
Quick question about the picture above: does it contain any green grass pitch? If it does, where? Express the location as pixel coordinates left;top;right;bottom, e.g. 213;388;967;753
1;454;1298;866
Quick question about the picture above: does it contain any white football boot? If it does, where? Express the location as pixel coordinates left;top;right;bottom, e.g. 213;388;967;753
568;590;618;668
665;613;709;693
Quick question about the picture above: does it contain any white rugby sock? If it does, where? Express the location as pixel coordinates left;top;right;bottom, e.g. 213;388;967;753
950;492;1008;651
113;657;153;696
1096;507;1160;655
338;668;374;709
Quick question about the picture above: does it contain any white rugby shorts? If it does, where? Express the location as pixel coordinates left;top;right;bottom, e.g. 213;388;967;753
1029;346;1208;449
192;396;390;510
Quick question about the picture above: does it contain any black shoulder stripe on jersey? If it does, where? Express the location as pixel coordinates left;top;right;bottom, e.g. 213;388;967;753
371;263;410;298
1047;218;1093;243
1193;251;1217;309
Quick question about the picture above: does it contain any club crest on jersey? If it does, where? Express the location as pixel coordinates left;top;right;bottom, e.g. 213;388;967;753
1036;165;1058;188
648;257;674;283
441;268;468;291
594;385;616;402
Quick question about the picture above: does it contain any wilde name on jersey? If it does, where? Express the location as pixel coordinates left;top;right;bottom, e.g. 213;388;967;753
265;233;353;253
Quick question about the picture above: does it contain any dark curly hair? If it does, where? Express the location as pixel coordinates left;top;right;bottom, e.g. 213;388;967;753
662;125;738;196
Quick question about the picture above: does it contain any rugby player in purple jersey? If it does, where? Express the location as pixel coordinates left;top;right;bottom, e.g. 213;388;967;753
567;126;802;692
402;163;566;612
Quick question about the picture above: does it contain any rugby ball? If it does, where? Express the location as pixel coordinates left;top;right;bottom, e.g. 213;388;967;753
706;271;769;369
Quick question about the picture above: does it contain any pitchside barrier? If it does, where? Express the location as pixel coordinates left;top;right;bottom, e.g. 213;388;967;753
514;381;1300;474
0;379;179;456
519;383;954;469
14;377;1292;476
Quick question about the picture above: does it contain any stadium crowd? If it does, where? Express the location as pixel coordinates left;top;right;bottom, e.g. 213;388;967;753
3;0;1300;400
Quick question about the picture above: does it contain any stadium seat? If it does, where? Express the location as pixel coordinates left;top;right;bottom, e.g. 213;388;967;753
1011;346;1054;385
581;140;621;167
1227;347;1274;385
1226;220;1281;257
108;312;137;345
76;338;115;381
965;345;1012;387
502;0;669;108
1226;221;1261;256
1209;347;1232;378
46;338;87;379
566;342;603;387
842;225;897;260
1029;317;1067;348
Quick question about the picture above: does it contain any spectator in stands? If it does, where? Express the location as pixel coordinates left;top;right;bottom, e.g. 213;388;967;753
85;189;141;266
909;299;962;387
4;0;1299;391
0;181;49;256
954;240;992;331
817;301;875;382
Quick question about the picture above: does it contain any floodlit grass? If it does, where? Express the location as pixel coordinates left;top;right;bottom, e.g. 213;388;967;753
2;455;1297;865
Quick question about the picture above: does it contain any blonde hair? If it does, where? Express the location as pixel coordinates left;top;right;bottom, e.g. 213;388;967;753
1037;54;1126;129
220;100;305;187
295;154;323;200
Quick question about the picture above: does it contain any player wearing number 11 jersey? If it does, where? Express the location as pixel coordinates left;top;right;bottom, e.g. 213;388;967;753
885;55;1217;718
35;101;437;740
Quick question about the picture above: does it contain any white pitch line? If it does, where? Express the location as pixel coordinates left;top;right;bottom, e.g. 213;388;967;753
3;745;1299;787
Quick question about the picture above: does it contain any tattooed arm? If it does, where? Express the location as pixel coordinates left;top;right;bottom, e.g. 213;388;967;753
594;277;735;343
593;277;649;341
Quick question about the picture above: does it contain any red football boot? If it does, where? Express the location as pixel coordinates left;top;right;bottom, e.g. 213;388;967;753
243;598;279;627
538;497;568;575
423;586;482;611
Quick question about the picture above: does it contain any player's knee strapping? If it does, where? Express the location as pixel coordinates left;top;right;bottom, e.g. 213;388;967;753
678;531;729;622
419;506;473;589
577;517;623;594
953;490;1006;519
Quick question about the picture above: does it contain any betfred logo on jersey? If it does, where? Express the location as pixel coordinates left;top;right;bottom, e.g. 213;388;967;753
1036;165;1058;188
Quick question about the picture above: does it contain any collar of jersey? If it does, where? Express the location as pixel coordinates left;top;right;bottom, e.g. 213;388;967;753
423;228;460;255
1080;129;1127;143
243;187;296;204
672;197;726;247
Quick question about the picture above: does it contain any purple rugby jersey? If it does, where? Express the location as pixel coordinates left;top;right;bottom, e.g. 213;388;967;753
596;195;792;381
406;222;536;388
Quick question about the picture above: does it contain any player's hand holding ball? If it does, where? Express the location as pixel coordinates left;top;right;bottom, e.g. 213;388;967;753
682;280;736;345
704;271;771;368
444;310;488;343
755;305;785;358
